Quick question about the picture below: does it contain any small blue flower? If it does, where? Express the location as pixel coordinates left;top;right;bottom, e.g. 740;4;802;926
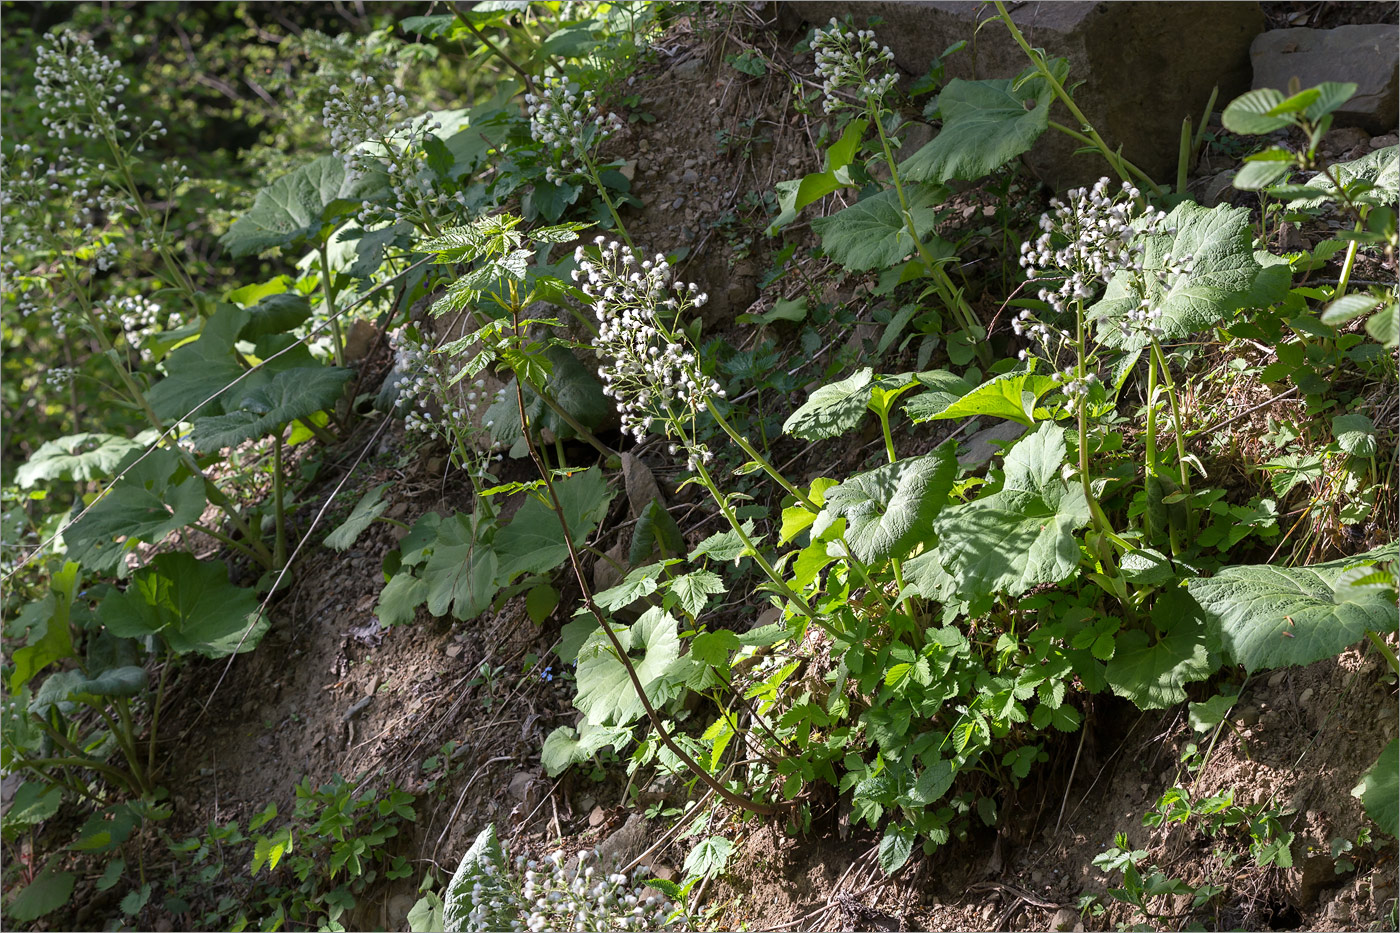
541;666;554;682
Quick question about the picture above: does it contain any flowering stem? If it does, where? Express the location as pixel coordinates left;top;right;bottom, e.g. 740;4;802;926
700;400;891;615
584;157;635;251
511;316;780;817
1149;339;1193;505
66;264;274;569
705;400;813;509
272;433;287;570
317;241;347;368
870;106;989;363
992;1;1165;199
690;458;829;632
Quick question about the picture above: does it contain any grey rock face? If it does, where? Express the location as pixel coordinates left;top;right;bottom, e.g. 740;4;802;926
1250;25;1400;133
779;2;1263;191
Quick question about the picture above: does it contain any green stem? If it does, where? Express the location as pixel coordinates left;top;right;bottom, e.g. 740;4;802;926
702;400;891;614
1334;227;1362;301
146;650;174;778
65;263;274;569
706;400;812;507
1046;121;1162;196
1176;116;1192;196
1074;301;1104;534
1150;341;1192;497
870;106;988;360
1365;630;1399;674
585;157;635;250
510;309;780;817
691;459;826;631
318;242;346;368
188;522;265;564
105;699;150;794
101;128;198;299
991;1;1168;201
15;755;138;796
272;433;287;571
295;415;338;446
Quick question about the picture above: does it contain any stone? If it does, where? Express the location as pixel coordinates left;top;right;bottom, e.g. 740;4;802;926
595;812;649;869
1250;25;1399;133
387;893;417;931
1050;907;1083;932
779;2;1261;191
1320;126;1371;158
621;452;665;516
508;771;536;801
1372;133;1399;149
1324;899;1350;923
957;420;1027;470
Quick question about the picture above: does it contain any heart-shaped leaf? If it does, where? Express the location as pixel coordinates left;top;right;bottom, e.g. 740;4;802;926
420;512;499;622
813;186;946;272
541;722;631;777
816;445;958;564
494;468;615;583
1333;413;1378;457
16;432;158;488
63;448;206;575
574;607;682;726
1187;544;1398;672
1106;589;1217;709
783;368;873;441
221;155;389;257
97;552;266;657
189;366;353;452
443;825;512;933
933;424;1090;599
145;304;250;421
1287;145;1397;210
900;63;1061;184
1089;201;1267;350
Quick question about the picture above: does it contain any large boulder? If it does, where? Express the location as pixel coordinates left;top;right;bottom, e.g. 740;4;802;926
1250;25;1399;133
778;2;1263;191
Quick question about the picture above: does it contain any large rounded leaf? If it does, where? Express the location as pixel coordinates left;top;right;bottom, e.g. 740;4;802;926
63;448;207;575
783;368;874;441
899;63;1060;184
933;424;1091;600
574;608;681;727
815;445;957;564
220;155;389;257
1187;544;1398;672
1089;201;1267;350
1106;590;1217;709
98;553;267;658
16;432;157;488
189;366;353;452
812;186;946;272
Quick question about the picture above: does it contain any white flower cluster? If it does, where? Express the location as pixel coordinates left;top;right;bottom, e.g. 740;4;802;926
526;77;622;183
573;239;720;460
323;76;451;226
810;19;898;113
44;366;77;388
33;30;166;158
2;143;125;266
1018;178;1169;316
113;295;176;356
388;330;507;474
468;848;683;933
